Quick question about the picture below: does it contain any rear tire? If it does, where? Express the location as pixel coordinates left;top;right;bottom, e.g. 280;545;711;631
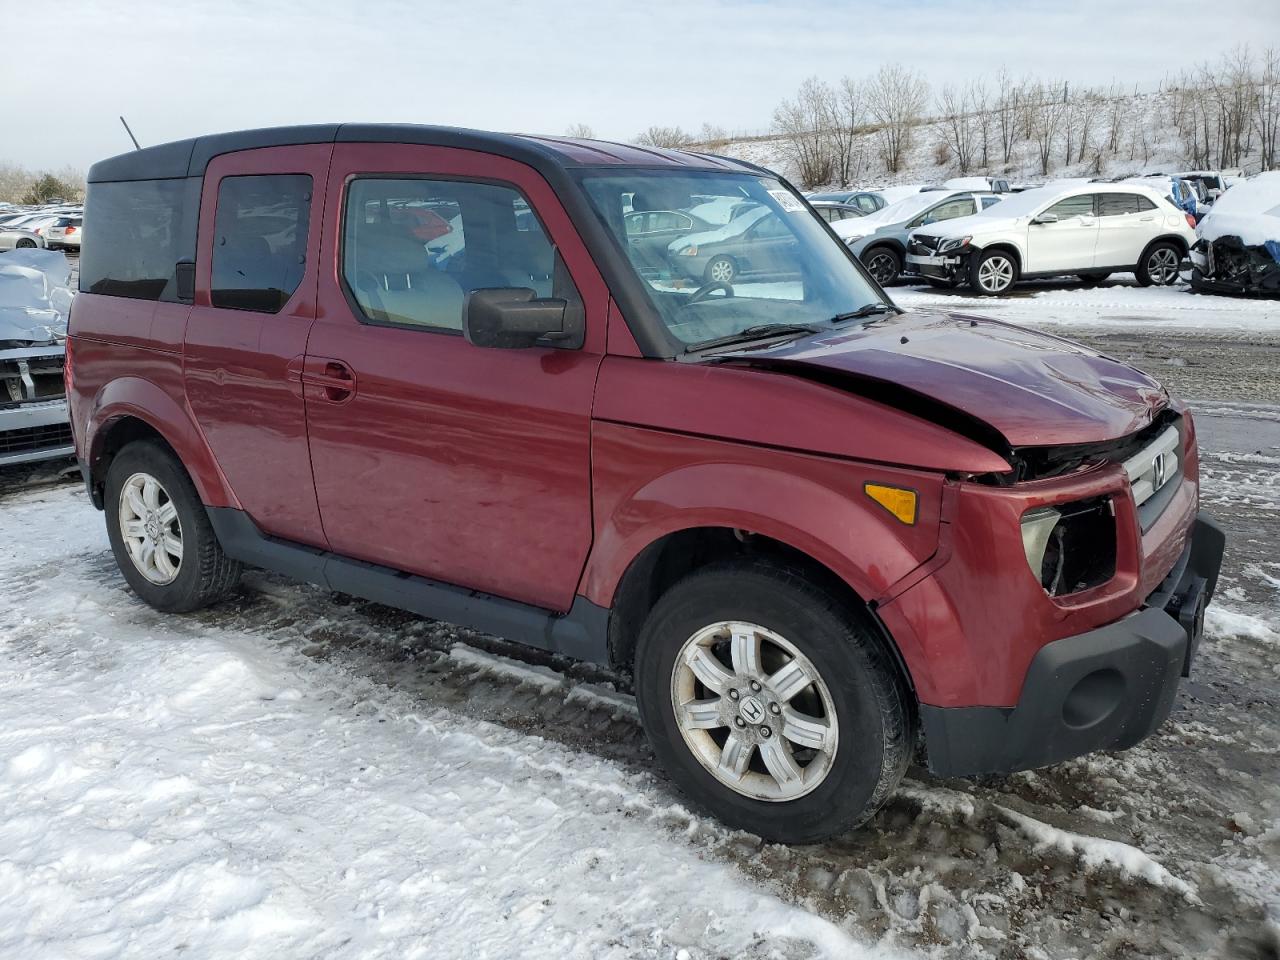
104;440;241;612
1136;242;1182;287
634;561;912;843
16;238;36;249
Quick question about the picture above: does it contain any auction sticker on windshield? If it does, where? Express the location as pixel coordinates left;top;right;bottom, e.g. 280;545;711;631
769;189;805;213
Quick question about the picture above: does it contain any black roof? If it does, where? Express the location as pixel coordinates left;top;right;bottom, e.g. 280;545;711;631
88;124;766;183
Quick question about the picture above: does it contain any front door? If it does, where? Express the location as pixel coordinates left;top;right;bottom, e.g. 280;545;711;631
1026;193;1099;274
304;143;606;611
183;144;331;547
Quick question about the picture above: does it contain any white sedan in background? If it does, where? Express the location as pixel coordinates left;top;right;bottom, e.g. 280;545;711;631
905;182;1197;294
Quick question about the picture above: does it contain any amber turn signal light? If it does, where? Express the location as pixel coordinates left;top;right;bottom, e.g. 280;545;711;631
864;483;918;525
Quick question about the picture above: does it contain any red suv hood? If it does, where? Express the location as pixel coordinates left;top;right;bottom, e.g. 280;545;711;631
729;311;1168;448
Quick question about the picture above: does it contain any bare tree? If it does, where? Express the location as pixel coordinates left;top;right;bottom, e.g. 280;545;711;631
633;126;696;149
1253;47;1280;169
866;64;929;173
772;77;835;188
1029;81;1067;175
994;68;1024;165
938;83;978;173
698;123;731;149
970;78;993;168
828;76;868;186
564;123;595;139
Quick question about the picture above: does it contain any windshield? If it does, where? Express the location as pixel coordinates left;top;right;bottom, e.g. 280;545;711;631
968;186;1059;218
580;170;887;349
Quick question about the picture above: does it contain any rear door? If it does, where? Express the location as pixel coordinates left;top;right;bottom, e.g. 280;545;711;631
183;144;331;548
304;143;607;611
1095;192;1160;267
1026;193;1099;274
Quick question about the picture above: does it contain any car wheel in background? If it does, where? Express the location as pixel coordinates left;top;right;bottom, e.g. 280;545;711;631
971;249;1018;295
862;247;901;286
104;440;242;612
634;561;913;843
704;256;736;284
1136;243;1182;287
16;238;36;249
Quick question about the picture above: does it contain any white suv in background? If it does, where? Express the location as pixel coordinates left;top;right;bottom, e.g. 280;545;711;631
905;183;1197;295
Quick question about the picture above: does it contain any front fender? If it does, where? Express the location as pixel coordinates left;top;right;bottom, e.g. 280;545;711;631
581;420;944;613
86;375;239;509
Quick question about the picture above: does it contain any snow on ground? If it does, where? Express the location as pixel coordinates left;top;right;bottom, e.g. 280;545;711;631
892;276;1280;332
0;488;893;960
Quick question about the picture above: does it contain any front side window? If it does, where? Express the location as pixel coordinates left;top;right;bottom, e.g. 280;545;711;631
1044;194;1096;220
343;177;561;333
580;170;887;350
211;174;312;313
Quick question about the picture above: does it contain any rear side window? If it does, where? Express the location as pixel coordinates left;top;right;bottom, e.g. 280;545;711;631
1098;193;1150;217
1044;194;1096;219
211;175;312;313
80;178;200;300
342;177;564;333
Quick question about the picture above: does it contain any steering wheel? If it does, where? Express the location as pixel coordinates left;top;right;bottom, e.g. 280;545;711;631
688;280;734;304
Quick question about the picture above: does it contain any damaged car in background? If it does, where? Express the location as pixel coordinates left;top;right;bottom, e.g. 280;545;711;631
1190;171;1280;297
0;248;75;465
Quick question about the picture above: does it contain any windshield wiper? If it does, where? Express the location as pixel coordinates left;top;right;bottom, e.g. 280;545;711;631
685;323;821;354
829;302;900;324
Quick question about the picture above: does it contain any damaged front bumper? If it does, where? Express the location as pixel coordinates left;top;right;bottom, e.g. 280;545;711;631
0;345;72;466
1189;235;1280;296
920;515;1226;777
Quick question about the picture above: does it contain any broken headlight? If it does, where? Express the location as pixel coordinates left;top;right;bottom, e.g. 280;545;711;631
1020;497;1117;596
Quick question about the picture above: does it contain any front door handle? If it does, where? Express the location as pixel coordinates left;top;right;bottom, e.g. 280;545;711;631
300;357;356;403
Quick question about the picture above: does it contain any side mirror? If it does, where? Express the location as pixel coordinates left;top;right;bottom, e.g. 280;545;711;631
464;287;568;349
175;259;195;303
1032;213;1058;225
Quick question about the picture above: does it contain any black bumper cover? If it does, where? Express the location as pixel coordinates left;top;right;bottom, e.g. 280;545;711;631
921;515;1226;777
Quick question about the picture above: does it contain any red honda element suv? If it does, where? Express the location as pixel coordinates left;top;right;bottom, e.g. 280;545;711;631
68;125;1224;842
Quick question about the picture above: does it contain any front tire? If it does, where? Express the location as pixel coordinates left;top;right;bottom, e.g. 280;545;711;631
703;256;736;284
970;249;1018;295
1136;242;1182;287
634;561;913;843
862;246;901;286
105;440;242;612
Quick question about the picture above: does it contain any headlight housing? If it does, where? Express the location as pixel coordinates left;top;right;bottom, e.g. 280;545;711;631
938;236;972;254
1020;497;1116;596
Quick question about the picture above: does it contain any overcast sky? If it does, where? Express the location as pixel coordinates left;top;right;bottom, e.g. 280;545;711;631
3;0;1275;172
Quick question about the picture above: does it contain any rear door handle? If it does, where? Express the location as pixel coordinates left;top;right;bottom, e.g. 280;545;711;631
299;357;356;403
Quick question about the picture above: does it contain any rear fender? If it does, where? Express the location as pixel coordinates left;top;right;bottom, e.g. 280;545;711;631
86;376;238;509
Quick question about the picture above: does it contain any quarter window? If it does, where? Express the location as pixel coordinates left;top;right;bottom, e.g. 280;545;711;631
1043;194;1096;220
211;174;312;313
343;177;566;333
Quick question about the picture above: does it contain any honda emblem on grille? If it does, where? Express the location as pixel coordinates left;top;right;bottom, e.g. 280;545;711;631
1152;453;1168;490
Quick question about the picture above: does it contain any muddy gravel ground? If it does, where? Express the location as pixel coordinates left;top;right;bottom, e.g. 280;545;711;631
3;311;1277;959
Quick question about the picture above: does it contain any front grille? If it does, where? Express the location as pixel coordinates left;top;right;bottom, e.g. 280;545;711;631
0;421;72;454
0;352;65;406
1122;425;1181;509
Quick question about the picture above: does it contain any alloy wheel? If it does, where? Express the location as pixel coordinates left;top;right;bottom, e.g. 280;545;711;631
118;472;183;585
1147;247;1180;285
708;258;735;283
670;620;839;801
865;251;897;285
978;255;1015;293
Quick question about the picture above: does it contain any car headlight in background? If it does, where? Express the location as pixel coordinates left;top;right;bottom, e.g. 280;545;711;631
676;245;698;257
1020;498;1116;596
938;236;972;254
